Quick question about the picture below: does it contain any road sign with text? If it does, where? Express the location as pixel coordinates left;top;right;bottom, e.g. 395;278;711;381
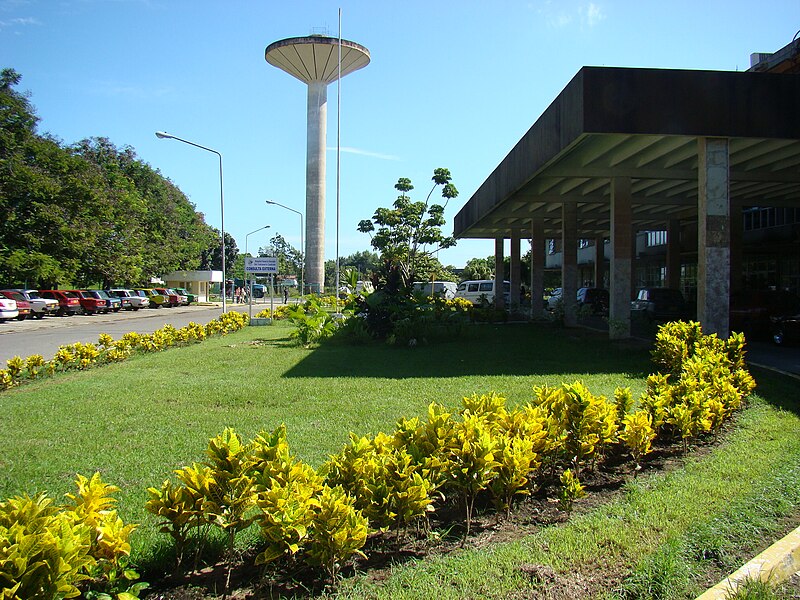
245;256;278;274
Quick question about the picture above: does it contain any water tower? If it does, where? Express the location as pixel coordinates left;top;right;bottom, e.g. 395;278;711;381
265;34;370;293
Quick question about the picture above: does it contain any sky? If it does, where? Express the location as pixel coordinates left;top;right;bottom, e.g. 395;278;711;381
1;0;797;269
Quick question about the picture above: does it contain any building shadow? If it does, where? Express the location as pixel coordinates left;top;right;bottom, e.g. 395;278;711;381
283;322;653;380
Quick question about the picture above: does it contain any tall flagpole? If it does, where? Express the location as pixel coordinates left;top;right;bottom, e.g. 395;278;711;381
335;7;342;310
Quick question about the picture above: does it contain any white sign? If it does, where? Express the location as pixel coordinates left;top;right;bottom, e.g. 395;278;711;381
245;256;278;274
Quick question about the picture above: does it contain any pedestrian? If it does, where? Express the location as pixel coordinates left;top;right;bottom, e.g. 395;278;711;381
283;287;289;304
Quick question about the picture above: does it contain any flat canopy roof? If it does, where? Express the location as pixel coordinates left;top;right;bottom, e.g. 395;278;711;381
454;66;800;239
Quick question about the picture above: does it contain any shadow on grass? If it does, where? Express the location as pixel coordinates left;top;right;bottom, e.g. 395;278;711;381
749;365;800;417
284;322;654;380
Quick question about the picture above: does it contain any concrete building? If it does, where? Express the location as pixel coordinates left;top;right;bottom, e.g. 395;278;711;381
163;270;222;303
454;39;800;339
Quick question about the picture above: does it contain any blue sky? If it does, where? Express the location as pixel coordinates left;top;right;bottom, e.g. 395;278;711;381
1;0;797;268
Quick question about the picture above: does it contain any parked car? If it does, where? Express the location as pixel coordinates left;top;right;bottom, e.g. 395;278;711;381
456;280;511;306
67;290;107;315
771;310;800;346
631;287;688;322
0;291;27;320
6;289;59;318
135;288;168;308
730;289;800;339
412;281;457;299
38;290;82;316
84;289;120;313
577;287;609;315
0;294;18;321
107;288;148;310
173;287;197;304
154;287;180;308
167;288;189;306
546;288;563;311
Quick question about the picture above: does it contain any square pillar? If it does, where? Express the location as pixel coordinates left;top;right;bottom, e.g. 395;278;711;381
666;219;681;289
510;229;521;308
594;236;605;289
698;137;730;337
730;205;743;294
610;177;632;339
531;218;545;317
495;237;505;310
562;203;578;327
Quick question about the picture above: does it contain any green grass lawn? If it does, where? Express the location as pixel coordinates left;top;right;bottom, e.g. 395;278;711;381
1;320;798;598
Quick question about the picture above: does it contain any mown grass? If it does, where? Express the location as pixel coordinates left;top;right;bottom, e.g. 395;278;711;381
0;322;649;557
1;320;798;599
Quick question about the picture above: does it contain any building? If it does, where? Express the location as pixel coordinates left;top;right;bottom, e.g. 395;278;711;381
453;38;800;339
163;270;222;303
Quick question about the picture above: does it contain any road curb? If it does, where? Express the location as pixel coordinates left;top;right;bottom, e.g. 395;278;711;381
696;525;800;599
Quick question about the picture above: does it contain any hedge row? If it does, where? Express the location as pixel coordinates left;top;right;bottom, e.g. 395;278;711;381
0;311;248;391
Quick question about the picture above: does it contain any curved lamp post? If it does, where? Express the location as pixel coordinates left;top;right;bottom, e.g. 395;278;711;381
265;200;304;300
155;131;227;313
245;225;270;320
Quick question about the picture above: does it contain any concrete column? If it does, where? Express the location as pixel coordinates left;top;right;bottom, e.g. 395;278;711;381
666;219;681;289
698;137;731;337
562;204;578;327
510;229;521;309
494;237;505;309
730;205;743;294
610;177;632;339
306;80;327;293
531;218;545;317
594;236;605;288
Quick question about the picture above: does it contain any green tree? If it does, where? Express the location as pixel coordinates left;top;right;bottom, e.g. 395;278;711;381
200;230;238;273
358;168;458;287
463;257;492;280
0;71;222;287
261;233;301;276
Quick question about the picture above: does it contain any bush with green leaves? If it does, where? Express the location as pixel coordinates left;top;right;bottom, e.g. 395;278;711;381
0;473;145;600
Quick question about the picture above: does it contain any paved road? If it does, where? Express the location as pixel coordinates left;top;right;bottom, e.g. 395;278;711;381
0;300;273;364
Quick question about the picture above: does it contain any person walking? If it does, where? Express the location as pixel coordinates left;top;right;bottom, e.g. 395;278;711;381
283;287;289;304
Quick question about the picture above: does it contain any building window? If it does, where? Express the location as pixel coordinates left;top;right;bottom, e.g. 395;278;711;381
646;231;667;247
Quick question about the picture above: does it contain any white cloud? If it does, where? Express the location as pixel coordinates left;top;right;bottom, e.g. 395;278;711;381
581;2;605;27
0;15;40;28
536;1;605;30
330;146;401;161
88;81;174;99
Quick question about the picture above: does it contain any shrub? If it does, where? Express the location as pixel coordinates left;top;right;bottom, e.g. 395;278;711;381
0;474;144;599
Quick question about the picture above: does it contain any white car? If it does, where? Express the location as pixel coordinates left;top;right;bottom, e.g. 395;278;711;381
456;280;510;306
108;288;150;310
546;288;563;311
5;289;58;319
413;281;458;299
0;296;19;321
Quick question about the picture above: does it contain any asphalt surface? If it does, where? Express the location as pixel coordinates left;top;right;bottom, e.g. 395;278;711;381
0;299;276;365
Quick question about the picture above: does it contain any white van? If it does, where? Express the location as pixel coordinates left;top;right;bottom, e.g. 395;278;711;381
412;281;458;299
456;280;511;306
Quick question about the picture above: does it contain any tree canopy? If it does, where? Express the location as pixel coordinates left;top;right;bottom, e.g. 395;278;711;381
357;168;458;287
0;69;219;288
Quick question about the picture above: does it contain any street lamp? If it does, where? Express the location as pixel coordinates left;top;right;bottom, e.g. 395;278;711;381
245;225;270;320
155;131;227;313
265;200;304;300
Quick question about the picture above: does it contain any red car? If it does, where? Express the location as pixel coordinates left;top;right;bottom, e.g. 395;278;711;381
154;287;181;308
67;290;108;315
0;290;29;320
38;290;82;316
